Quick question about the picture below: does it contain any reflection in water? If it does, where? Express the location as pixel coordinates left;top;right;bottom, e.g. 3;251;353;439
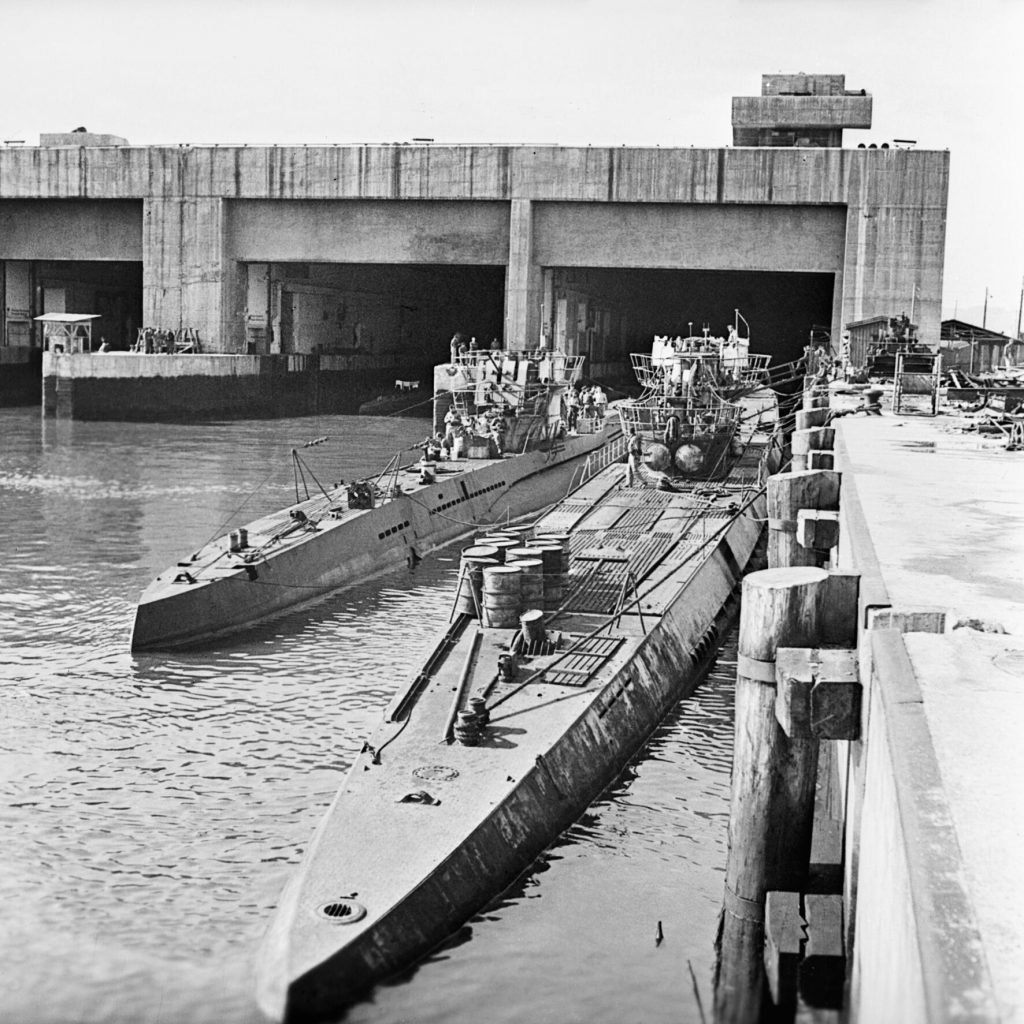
0;407;736;1024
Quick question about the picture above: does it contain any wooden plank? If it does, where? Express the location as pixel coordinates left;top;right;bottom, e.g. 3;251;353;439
800;894;845;1009
796;509;840;552
775;648;861;741
764;890;803;1010
821;571;860;647
810;650;860;741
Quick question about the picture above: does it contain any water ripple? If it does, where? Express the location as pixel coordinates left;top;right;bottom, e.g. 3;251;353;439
1;407;736;1024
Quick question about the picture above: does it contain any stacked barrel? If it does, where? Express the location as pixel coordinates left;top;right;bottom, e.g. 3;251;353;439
455;527;572;627
534;533;571;611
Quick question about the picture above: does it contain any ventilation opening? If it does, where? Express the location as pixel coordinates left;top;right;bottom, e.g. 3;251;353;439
316;898;367;924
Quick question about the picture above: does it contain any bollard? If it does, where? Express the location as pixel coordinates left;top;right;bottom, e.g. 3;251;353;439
715;566;828;1024
767;470;841;569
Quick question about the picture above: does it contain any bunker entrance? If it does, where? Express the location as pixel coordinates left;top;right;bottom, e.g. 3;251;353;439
3;260;142;351
545;268;835;384
245;263;506;375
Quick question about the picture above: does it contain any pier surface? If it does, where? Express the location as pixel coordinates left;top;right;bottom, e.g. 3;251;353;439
836;410;1024;1022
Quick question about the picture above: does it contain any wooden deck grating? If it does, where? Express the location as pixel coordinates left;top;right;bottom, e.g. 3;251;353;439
565;529;677;614
614;505;666;530
540;634;625;687
539;500;596;532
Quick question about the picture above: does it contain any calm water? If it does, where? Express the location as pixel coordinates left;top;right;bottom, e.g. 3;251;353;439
0;406;736;1024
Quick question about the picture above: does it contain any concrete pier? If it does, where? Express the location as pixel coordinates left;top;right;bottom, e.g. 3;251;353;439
38;350;398;419
835;409;1024;1023
717;389;1024;1022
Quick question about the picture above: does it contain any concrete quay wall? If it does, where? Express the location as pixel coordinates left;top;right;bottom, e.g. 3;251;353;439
832;413;1023;1023
40;352;387;420
0;144;949;360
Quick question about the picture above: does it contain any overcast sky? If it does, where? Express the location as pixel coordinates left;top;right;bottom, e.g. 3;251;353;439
3;0;1021;334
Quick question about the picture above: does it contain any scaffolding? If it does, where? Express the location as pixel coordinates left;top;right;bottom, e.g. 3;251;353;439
893;350;942;415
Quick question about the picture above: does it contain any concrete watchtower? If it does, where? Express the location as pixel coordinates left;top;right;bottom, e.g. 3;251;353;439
732;74;874;148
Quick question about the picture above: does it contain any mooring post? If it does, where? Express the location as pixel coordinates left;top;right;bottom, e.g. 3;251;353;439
794;406;830;431
767;469;841;569
714;566;828;1024
802;384;829;410
790;426;835;472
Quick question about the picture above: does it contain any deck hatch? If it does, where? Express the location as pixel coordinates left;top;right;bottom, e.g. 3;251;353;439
412;765;460;782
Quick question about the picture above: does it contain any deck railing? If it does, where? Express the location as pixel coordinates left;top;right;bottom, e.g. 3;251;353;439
568;432;628;491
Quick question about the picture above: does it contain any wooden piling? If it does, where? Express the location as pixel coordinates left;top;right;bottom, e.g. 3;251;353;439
795;407;830;431
767;470;841;569
791;427;835;471
714;566;828;1024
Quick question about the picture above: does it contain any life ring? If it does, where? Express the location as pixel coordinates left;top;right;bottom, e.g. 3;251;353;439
446;365;458;376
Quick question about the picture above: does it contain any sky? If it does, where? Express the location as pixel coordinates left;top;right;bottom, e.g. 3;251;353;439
3;0;1022;335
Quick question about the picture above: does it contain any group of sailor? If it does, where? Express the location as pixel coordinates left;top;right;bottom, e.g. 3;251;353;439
425;405;508;460
564;383;607;431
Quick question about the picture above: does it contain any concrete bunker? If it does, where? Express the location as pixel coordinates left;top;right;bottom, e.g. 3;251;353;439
541;267;836;380
239;262;505;377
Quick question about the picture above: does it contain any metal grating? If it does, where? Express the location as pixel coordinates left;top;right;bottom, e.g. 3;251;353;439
612;490;676;508
540;500;594;532
565;530;677;613
542;634;625;687
614;506;665;530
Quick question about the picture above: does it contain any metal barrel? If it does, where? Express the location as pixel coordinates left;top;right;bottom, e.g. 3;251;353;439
520;608;547;646
534;532;572;573
500;524;534;541
505;557;544;608
481;565;522;627
476;529;514;543
455;552;499;617
506;545;545;563
479;537;518;564
462;544;500;560
478;531;519;546
532;543;567;609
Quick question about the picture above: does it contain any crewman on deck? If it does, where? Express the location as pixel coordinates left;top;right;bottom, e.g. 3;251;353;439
626;428;644;487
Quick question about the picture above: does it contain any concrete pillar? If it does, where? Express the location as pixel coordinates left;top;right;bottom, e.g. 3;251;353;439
504;199;542;349
840;152;948;345
540;267;554;347
143;197;236;352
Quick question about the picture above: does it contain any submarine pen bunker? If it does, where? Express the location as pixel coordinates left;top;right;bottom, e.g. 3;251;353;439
240;262;506;377
540;266;836;382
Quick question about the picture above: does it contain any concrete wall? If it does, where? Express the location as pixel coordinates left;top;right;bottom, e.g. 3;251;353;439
39;351;380;419
0;199;142;260
835;424;1002;1023
533;202;846;272
225;199;509;264
0;144;949;356
731;95;873;129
